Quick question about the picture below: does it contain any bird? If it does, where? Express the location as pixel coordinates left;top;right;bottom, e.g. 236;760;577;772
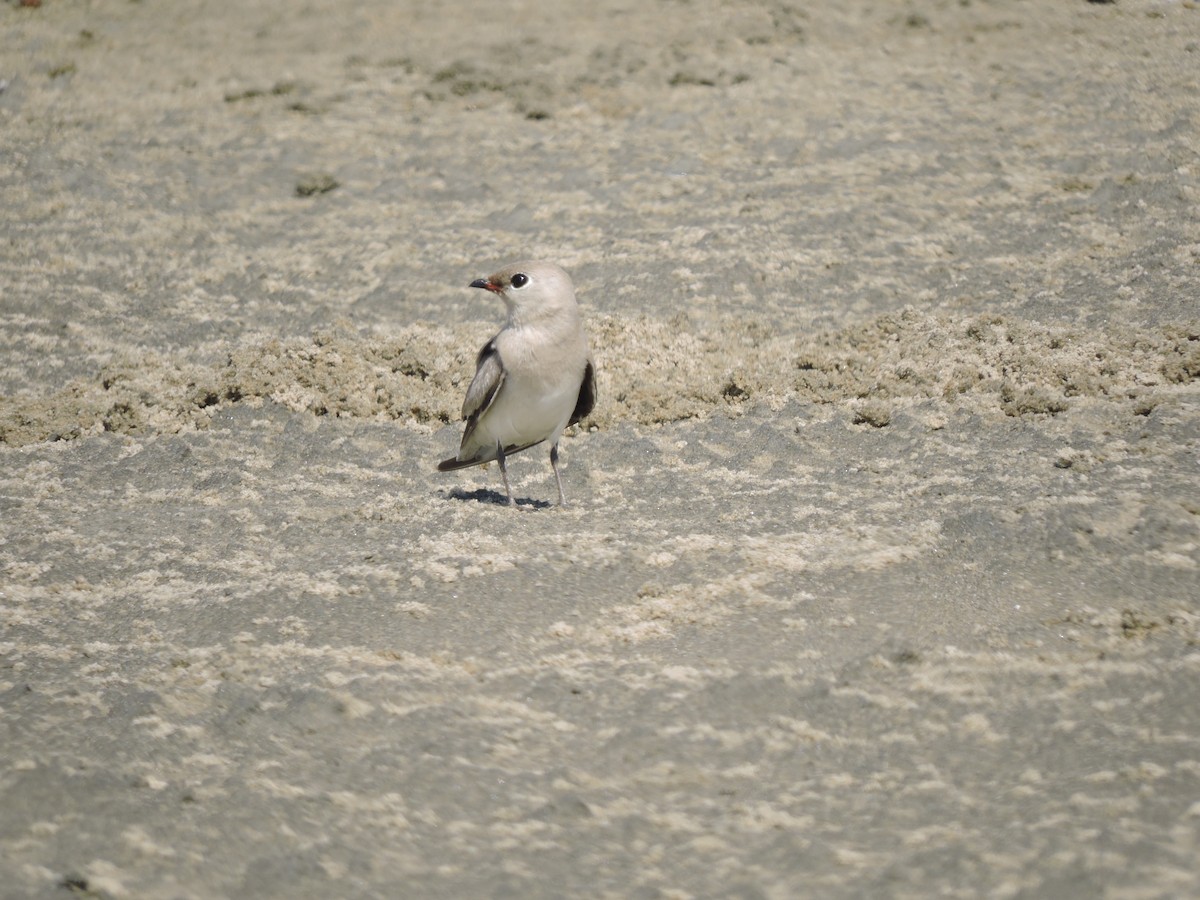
437;261;596;507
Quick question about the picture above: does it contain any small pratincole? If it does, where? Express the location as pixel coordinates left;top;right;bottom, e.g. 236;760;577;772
437;260;596;507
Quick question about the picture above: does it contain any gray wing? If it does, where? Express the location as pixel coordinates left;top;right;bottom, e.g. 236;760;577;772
460;339;505;439
437;340;506;472
568;359;596;426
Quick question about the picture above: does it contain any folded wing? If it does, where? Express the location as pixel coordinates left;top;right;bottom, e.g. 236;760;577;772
437;340;506;471
569;359;596;426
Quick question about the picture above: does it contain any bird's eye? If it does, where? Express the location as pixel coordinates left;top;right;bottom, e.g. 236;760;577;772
510;273;529;288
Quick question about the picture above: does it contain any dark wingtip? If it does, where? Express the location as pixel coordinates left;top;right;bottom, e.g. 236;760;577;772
438;455;488;472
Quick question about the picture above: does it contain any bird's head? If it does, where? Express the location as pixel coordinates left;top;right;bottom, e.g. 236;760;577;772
470;260;577;325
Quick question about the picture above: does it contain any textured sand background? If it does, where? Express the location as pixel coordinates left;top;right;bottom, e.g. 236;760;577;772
2;0;1199;897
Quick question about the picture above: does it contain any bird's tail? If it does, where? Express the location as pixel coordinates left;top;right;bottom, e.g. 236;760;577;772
437;455;490;472
436;438;546;473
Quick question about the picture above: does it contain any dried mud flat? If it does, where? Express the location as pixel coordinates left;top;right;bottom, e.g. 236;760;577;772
2;1;1199;898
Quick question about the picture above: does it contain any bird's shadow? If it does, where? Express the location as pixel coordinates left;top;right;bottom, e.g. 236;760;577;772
446;487;552;510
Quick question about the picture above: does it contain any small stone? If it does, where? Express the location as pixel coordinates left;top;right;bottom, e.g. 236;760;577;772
296;173;339;197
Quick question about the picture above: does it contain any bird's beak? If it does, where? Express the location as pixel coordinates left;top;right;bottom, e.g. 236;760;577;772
470;278;503;294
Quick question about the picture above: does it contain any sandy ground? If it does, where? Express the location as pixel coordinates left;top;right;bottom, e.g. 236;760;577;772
2;0;1199;897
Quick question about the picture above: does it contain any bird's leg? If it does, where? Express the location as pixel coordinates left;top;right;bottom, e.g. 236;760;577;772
496;443;515;507
550;443;567;506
